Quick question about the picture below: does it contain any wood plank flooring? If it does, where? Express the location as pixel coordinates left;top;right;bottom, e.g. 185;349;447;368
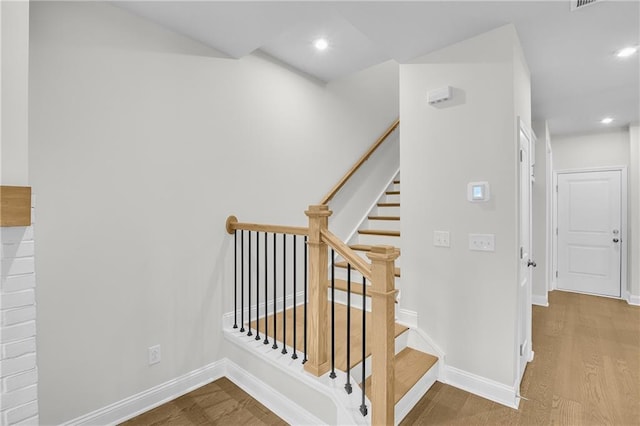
120;377;285;426
401;290;640;425
123;290;639;425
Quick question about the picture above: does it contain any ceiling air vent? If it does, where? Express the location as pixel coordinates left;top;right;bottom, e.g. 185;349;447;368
571;0;602;11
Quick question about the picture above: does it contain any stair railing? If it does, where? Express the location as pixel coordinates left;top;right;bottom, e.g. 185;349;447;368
320;119;399;205
226;205;398;425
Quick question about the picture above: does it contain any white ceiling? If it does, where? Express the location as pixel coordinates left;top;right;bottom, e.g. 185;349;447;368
116;1;640;136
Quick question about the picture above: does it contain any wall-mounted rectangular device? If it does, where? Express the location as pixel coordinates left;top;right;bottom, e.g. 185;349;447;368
467;181;490;202
427;86;452;105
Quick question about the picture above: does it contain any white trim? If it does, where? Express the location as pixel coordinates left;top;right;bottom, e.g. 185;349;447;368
545;135;553;300
225;360;324;426
442;365;519;409
553;166;628;299
395;360;439;424
397;308;418;328
60;358;325;426
532;294;549;307
343;166;400;246
625;289;640;306
62;360;227;426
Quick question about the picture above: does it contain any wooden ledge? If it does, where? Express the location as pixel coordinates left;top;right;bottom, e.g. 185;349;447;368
0;186;31;227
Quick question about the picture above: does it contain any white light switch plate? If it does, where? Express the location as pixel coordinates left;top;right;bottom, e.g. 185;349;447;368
434;231;450;247
469;234;495;252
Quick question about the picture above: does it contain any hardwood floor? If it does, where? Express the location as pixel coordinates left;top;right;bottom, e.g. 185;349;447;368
123;291;638;425
121;377;285;426
401;290;640;425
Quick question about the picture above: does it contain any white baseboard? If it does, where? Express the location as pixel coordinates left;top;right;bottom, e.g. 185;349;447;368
532;294;549;307
442;365;519;409
625;290;640;306
62;358;323;426
225;360;324;426
397;308;418;328
62;360;227;425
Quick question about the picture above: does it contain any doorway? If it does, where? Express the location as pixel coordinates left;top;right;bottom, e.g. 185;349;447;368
555;169;627;298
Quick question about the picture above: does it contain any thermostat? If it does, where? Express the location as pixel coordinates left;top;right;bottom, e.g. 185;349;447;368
467;182;490;202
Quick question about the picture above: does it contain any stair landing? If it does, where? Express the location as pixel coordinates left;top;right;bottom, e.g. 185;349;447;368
249;303;408;371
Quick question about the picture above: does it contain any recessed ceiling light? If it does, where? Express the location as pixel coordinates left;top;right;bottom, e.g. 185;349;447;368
617;46;638;58
314;38;328;51
601;117;613;124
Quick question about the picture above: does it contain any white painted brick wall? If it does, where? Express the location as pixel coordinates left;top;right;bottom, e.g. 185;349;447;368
1;199;38;425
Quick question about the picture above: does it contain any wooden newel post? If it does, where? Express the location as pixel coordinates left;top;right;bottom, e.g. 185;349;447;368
304;204;332;376
367;245;400;426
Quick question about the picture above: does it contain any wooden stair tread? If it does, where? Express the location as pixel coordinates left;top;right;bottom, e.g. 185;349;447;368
335;261;400;277
377;202;400;207
329;278;398;303
358;229;400;237
385;191;400;195
349;244;401;255
393;180;400;184
367;216;400;221
364;347;438;404
249;304;408;371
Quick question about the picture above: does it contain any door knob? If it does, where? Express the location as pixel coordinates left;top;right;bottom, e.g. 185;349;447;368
613;238;619;243
527;260;537;268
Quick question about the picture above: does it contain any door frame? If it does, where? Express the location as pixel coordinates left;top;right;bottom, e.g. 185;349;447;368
552;166;628;299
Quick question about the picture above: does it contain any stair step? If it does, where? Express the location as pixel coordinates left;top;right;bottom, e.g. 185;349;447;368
393;180;400;184
358;229;400;237
364;347;438;404
386;191;400;195
335;261;400;277
329;279;398;304
249;304;408;371
378;202;400;207
349;244;400;255
367;216;400;221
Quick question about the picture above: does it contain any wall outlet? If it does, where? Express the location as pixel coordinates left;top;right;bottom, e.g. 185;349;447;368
433;231;450;247
148;345;161;365
469;234;495;252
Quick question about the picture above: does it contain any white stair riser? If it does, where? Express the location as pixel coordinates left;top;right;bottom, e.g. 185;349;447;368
384;194;400;203
357;233;401;247
375;206;400;216
365;219;401;232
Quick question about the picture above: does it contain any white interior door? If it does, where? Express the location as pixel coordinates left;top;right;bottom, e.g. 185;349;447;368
557;171;622;297
517;121;533;385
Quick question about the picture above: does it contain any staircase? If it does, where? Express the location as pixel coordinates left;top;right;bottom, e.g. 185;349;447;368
224;121;443;424
326;173;440;422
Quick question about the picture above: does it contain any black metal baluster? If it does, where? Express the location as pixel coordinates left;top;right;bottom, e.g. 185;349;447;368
240;230;245;333
360;276;368;417
255;231;260;341
303;235;308;364
247;231;253;337
282;234;288;355
272;233;278;350
233;230;238;329
292;235;298;360
345;264;352;394
330;249;336;379
264;232;269;345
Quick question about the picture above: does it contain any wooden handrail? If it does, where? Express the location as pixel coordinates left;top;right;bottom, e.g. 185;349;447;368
320;228;372;280
320;119;399;205
225;215;308;236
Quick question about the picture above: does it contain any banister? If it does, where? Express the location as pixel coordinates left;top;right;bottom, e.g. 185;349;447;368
320;119;399;205
225;215;308;236
320;228;372;281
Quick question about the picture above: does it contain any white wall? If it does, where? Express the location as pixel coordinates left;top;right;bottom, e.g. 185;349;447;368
400;24;529;392
0;0;29;185
630;125;639;300
551;128;633;298
28;2;399;423
531;121;550;305
552;129;629;171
